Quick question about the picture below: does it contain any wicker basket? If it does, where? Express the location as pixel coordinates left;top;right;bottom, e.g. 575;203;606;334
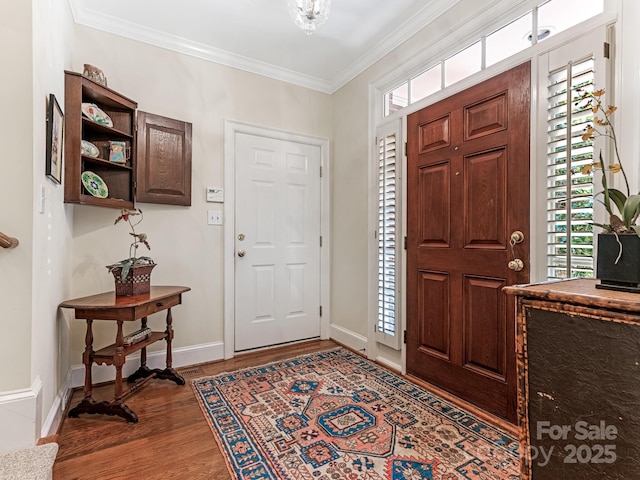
108;263;156;296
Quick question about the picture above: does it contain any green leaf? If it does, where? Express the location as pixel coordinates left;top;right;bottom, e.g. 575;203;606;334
120;259;133;281
631;225;640;237
606;188;628;216
622;195;640;229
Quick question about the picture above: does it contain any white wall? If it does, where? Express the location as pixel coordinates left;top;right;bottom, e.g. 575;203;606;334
0;0;75;454
0;0;36;454
31;0;75;440
66;26;333;367
0;0;34;392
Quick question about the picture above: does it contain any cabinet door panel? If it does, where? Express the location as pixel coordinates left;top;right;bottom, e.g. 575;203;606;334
136;111;192;206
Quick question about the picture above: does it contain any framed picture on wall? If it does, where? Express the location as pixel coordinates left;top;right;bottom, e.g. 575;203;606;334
46;94;64;184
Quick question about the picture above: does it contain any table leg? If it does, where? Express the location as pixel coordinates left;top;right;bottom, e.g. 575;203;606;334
154;308;185;385
68;319;95;418
82;319;94;400
105;321;138;422
127;317;155;383
113;320;125;403
68;320;138;422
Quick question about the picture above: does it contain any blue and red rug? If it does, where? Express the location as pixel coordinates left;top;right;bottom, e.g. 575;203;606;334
192;348;520;479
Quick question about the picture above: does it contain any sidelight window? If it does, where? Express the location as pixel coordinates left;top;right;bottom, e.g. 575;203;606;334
376;121;402;349
546;58;596;279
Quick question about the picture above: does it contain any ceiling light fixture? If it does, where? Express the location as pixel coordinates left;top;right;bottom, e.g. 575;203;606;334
288;0;331;35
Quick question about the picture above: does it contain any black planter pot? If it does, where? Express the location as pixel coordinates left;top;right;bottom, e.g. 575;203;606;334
596;233;640;293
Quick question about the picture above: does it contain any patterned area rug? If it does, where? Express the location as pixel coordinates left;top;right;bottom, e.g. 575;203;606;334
192;348;520;479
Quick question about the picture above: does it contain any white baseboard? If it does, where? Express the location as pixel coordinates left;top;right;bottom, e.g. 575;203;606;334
329;324;368;354
69;341;225;388
375;355;402;373
329;324;402;373
0;377;42;455
41;370;72;439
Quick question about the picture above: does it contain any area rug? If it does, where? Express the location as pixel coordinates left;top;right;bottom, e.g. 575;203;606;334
192;348;520;479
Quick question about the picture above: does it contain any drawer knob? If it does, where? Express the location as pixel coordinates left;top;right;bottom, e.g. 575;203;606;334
156;302;164;307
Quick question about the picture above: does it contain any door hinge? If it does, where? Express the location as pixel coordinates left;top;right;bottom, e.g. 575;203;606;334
404;141;407;157
604;42;610;59
404;236;407;250
403;330;407;344
320;166;323;177
319;305;323;317
320;236;323;247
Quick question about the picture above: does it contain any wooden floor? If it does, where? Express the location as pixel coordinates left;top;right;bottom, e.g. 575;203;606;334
53;339;338;480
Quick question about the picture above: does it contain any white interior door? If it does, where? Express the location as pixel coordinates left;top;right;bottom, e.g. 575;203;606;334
234;132;321;351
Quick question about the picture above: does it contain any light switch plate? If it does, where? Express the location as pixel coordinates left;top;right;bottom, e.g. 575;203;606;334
206;187;224;203
207;210;223;225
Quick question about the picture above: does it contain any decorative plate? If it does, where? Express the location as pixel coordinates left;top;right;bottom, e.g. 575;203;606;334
81;140;100;158
81;103;113;127
81;171;108;198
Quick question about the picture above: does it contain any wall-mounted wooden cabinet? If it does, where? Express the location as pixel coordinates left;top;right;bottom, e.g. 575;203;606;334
64;71;192;208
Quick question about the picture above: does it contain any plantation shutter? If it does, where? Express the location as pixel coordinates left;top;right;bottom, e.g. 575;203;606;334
376;121;402;349
543;29;607;279
546;58;596;279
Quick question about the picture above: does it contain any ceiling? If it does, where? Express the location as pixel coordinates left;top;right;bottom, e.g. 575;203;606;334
68;0;462;93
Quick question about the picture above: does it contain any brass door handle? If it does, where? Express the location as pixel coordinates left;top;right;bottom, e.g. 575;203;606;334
508;259;524;271
508;231;524;271
237;250;246;257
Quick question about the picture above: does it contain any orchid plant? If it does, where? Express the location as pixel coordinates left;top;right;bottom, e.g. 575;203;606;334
578;88;640;262
107;208;154;280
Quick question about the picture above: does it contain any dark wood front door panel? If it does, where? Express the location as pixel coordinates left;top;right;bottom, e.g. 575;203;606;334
418;162;451;246
417;270;451;359
407;62;531;423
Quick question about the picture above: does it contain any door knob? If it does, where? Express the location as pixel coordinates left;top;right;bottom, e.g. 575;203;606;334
510;231;524;244
508;259;524;271
237;250;246;257
508;231;524;271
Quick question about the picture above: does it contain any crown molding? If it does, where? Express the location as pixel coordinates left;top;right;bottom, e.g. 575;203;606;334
68;0;334;93
329;0;462;92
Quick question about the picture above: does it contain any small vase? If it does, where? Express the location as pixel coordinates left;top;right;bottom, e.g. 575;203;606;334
596;233;640;293
107;263;156;296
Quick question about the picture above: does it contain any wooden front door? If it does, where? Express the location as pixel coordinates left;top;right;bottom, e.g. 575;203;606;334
406;62;530;422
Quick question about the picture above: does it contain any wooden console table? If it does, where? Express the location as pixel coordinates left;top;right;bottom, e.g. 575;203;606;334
504;278;640;479
60;286;190;423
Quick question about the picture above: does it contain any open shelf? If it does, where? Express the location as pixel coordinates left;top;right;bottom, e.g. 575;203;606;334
64;71;137;209
93;332;167;364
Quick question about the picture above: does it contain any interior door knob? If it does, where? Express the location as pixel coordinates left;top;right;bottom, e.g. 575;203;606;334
237;250;246;257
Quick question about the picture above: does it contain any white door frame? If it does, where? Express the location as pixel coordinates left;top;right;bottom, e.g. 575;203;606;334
223;120;331;359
